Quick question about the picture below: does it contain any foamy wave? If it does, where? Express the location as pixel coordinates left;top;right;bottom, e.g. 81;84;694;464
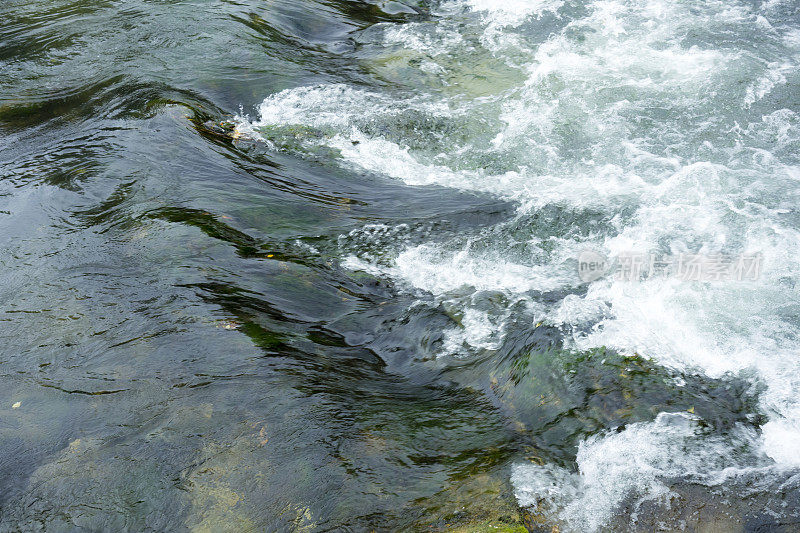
238;0;800;527
512;412;764;531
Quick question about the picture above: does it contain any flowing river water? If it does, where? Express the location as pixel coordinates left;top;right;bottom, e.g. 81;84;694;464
2;0;800;531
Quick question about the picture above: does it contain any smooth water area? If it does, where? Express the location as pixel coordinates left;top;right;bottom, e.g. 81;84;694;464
2;0;800;531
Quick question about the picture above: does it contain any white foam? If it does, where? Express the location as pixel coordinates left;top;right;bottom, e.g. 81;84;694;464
513;413;762;531
383;23;464;56
238;0;800;527
393;244;569;295
744;62;790;108
442;308;504;355
462;0;564;26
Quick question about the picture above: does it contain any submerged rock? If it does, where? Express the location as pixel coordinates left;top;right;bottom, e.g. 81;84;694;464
609;473;800;533
480;326;765;467
411;470;528;532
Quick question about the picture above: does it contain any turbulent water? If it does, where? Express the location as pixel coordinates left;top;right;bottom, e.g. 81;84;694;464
3;0;800;530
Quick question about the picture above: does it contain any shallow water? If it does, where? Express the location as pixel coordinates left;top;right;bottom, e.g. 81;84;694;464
2;0;800;531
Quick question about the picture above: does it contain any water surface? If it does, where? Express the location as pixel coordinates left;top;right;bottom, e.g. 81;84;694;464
2;0;800;531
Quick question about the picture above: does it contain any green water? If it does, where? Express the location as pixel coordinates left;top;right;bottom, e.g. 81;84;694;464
2;0;800;531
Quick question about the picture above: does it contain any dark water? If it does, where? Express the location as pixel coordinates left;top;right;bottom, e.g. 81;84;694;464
2;0;800;531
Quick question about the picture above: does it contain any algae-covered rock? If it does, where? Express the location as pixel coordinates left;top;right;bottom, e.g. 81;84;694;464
182;435;267;532
183;435;264;533
472;323;764;467
411;470;528;532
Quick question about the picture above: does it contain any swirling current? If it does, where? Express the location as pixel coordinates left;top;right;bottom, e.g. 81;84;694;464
2;0;800;531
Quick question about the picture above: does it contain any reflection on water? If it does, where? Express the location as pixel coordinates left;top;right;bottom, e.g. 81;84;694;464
1;1;522;529
2;0;800;530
